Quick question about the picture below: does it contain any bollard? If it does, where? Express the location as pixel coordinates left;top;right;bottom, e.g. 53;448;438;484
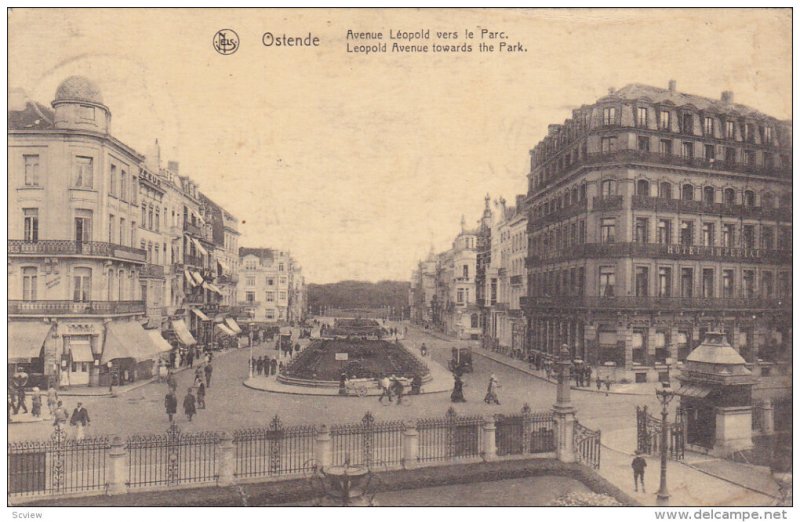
315;424;332;469
217;431;235;486
482;415;497;461
761;400;775;435
402;421;419;469
107;436;128;496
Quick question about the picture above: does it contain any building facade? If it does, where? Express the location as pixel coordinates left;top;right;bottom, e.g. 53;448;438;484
238;248;305;324
524;81;792;382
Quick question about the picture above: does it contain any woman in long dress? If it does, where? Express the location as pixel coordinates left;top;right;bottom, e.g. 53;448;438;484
484;374;500;405
450;374;466;402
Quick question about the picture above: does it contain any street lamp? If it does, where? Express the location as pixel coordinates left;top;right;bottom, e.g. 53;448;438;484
655;383;676;505
107;361;114;394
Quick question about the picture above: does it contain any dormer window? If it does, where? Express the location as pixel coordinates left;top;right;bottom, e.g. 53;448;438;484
603;107;616;126
659;110;671;130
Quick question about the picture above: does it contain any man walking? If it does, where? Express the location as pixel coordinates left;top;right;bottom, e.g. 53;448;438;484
378;374;393;404
69;402;90;440
204;363;213;388
484;374;501;405
183;388;197;422
52;400;68;427
164;390;178;422
632;450;647;493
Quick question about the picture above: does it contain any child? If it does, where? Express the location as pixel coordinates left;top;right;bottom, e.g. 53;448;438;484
30;387;42;418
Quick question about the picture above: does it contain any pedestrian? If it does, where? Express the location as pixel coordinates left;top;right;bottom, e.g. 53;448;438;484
256;357;264;376
378;374;393;404
604;377;612;396
52;400;68;427
47;387;58;417
30;387;42;418
278;361;284;374
164;390;178;422
391;376;404;405
197;382;206;410
484;374;501;405
187;349;194;368
294;343;301;357
270;358;278;376
632;450;647;492
339;373;347;396
70;402;90;440
204;363;213;388
585;367;592;388
450;374;466;403
596;375;602;391
183;388;197;421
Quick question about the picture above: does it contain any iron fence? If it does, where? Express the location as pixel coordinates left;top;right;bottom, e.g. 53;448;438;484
233;416;317;478
330;412;405;468
574;421;601;469
416;408;484;462
636;405;684;461
8;426;109;498
495;405;555;456
126;424;219;488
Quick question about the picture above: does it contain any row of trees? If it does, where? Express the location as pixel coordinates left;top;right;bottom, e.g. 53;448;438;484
307;280;410;314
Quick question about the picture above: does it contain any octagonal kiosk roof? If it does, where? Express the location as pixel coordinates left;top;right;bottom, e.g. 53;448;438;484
677;332;756;398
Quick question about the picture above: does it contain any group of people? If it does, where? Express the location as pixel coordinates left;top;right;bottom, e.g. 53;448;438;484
252;356;282;376
377;374;422;405
449;373;501;405
164;361;214;422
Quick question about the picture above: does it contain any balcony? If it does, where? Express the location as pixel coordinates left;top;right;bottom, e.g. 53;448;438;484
510;275;524;286
139;263;165;279
183;221;204;237
528;241;791;265
9;300;146;316
522;295;791;312
631;195;792;222
184;254;204;268
592;195;624;212
8;240;146;263
529;199;587;231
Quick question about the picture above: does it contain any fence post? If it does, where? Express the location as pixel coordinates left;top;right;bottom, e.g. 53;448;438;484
482;415;497;461
107;436;128;496
217;431;235;487
553;344;577;463
402;421;419;469
315;424;332;469
760;400;774;435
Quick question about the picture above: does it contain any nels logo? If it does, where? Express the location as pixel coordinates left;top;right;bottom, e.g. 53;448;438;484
213;29;239;55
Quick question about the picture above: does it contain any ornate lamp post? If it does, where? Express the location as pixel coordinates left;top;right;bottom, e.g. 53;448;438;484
107;361;114;394
655;383;675;505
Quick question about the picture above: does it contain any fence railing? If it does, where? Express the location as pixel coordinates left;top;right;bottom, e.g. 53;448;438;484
233;415;316;478
416;408;485;462
636;406;684;461
331;412;405;468
574;421;601;469
495;406;556;456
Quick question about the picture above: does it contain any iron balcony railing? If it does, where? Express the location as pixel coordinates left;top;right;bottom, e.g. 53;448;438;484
529;199;587;231
9;300;146;316
183;221;204;237
139;263;166;279
592;195;624;212
631;194;792;221
8;240;146;263
522;295;791;311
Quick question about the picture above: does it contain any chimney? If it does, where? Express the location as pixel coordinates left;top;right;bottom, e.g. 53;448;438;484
168;160;180;174
548;124;562;136
721;91;734;104
668;80;677;93
608;87;615;95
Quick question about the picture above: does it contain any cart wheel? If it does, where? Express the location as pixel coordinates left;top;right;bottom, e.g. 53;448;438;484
358;386;368;398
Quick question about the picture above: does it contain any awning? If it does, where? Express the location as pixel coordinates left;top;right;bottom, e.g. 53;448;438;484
191;271;204;285
103;321;168;363
171;319;197;346
192;308;211;321
185;269;197;287
70;341;94;363
191;237;209;256
203;282;223;295
147;330;173;354
8;321;51;363
216;323;236;337
218;260;231;274
675;383;713;398
225;318;242;334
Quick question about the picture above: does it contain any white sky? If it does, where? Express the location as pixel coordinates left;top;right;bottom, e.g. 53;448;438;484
8;8;791;283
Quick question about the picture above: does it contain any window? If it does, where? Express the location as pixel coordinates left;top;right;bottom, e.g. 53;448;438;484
73;267;92;302
278;263;285;272
636;179;650;196
246;291;255;303
267;278;274;286
702;269;714;298
679;221;694;246
22;267;37;300
246;276;255;287
778;226;791;250
108;214;115;243
635;218;649;243
155;207;160;232
600;218;616;243
600;179;616;197
744;123;755;143
141;204;147;225
680;268;693;298
462;265;469;279
681;142;694;159
579;221;586;243
722;270;734;298
638;136;650;151
23;208;39;241
280;277;287;285
109;165;117;196
636;107;647;127
682;113;693;134
656;219;672;244
120;170;127;201
745;150;756;166
723;188;736;206
725;120;735;139
725;147;736;164
635;267;649;297
762;193;774;209
703;186;715;205
762;272;774;298
600;136;616;153
743;190;755;208
742;270;755;299
763;126;772;144
74;210;92;242
704;144;715;162
70;156;93;189
119;218;125;246
659;110;671;130
659;182;672;199
603;107;616;126
778;273;791;299
23;155;40;186
702;223;715;247
742;225;755;249
266;291;274;302
148;206;154;230
704;117;714;136
457;289;464;304
658;267;672;297
722;224;735;248
681;184;694;201
599;266;615;297
659;139;673;156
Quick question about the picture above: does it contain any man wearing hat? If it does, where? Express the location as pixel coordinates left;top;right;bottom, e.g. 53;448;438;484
631;450;647;493
70;402;90;440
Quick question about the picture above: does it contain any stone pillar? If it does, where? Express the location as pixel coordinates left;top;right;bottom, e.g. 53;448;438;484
315;424;332;469
402;422;419;469
761;400;775;435
107;436;128;496
553;344;576;463
618;322;632;371
217;431;235;486
482;415;497;461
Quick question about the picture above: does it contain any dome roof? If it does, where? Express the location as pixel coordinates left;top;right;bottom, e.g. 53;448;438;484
54;76;103;105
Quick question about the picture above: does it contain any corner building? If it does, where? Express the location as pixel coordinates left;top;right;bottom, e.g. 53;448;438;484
523;82;792;383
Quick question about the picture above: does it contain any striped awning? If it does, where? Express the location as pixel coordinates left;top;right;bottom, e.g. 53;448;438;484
184;269;197;287
8;321;51;363
191;237;209;257
171;319;197;347
675;383;712;398
216;323;236;337
192;308;211;321
225;318;242;334
203;282;223;295
191;271;204;285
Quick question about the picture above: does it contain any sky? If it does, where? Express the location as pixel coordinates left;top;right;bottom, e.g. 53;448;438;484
8;8;791;284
